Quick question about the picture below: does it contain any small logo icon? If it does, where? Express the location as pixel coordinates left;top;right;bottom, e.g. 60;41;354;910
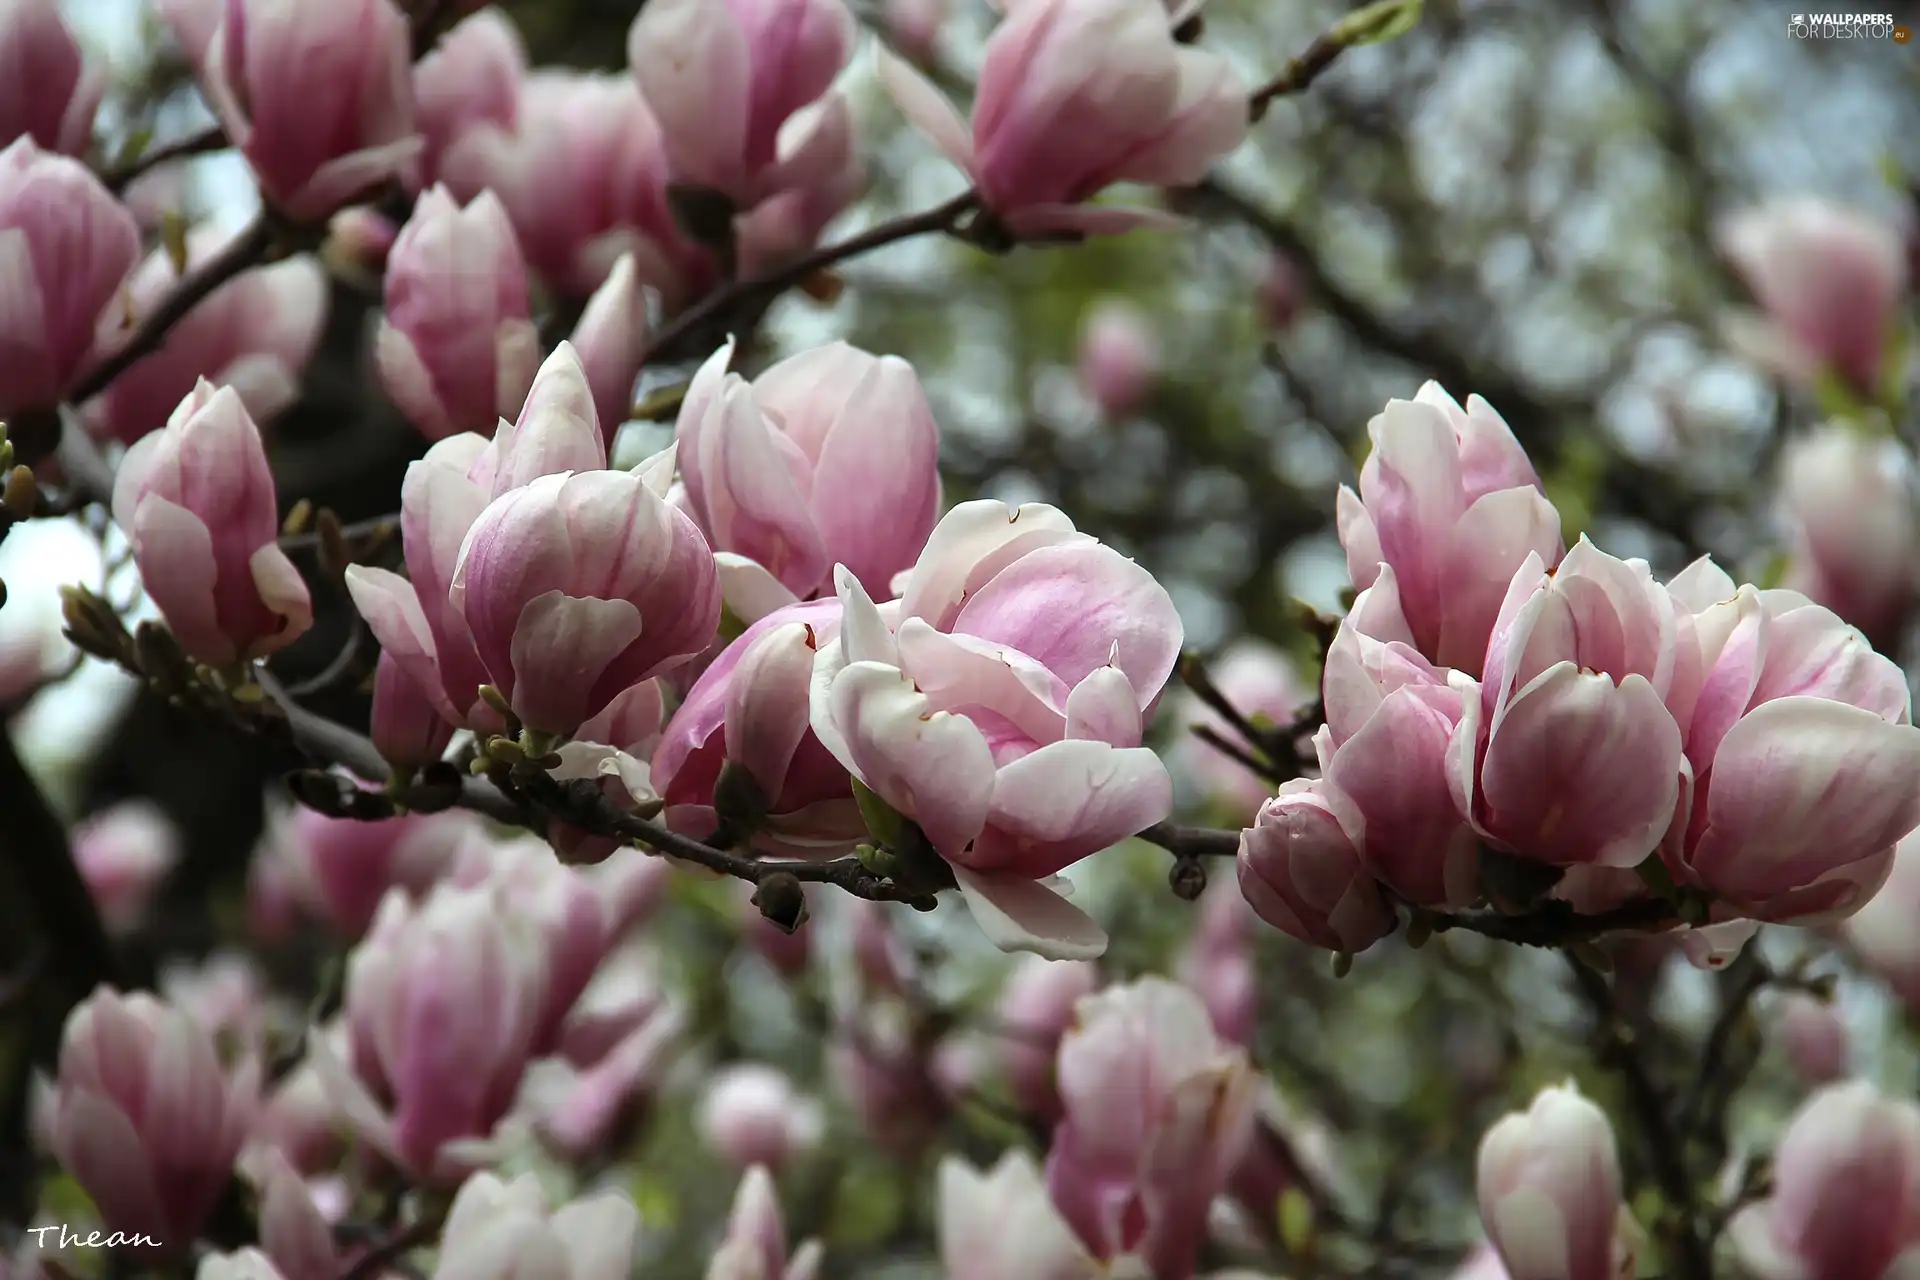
1790;12;1809;35
1895;24;1911;41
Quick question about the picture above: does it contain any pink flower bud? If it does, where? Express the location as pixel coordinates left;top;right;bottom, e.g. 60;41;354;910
1728;1081;1920;1280
249;1150;339;1280
1257;252;1302;331
437;68;712;302
707;1166;824;1280
938;1150;1104;1280
699;1065;825;1172
71;800;180;936
1767;991;1850;1086
555;939;666;1067
1476;1082;1638;1280
627;0;856;207
0;138;140;414
1171;640;1309;820
655;598;865;857
248;1055;344;1176
451;464;721;737
323;206;398;276
1457;540;1686;873
1775;423;1918;648
993;955;1098;1119
1237;779;1395;953
84;226;328;446
412;8;523;190
813;500;1184;959
255;806;477;938
192;0;421;221
567;252;649;442
732;94;866;278
46;988;260;1250
370;649;456;771
527;1009;682;1162
675;339;942;620
0;0;104;155
1845;829;1920;1012
1076;301;1159;419
1046;978;1257;1277
883;0;946;63
375;186;540;440
1338;385;1563;674
1718;198;1908;396
317;884;548;1184
1177;878;1257;1046
876;0;1247;238
1660;576;1920;924
446;837;618;1055
111;381;314;666
431;1172;640;1280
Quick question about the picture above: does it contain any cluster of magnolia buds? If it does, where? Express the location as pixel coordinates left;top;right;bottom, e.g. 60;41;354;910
1236;383;1920;958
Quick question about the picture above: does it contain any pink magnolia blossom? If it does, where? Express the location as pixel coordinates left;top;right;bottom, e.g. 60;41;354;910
1766;991;1850;1086
705;1166;824;1280
249;807;477;939
552;938;668;1069
0;137;140;415
675;339;943;621
112;381;313;666
1728;1081;1920;1280
374;186;540;440
1237;779;1396;955
450;457;721;738
170;0;421;222
994;954;1099;1118
546;679;670;864
1717;197;1909;396
875;0;1247;238
1844;829;1920;1012
811;499;1184;959
84;226;328;446
1316;580;1480;904
1337;383;1563;675
698;1065;825;1172
44;988;260;1251
654;598;865;857
0;0;103;155
1476;1082;1640;1280
370;649;456;771
72;800;181;936
732;95;866;278
429;1172;640;1280
1045;978;1258;1277
345;343;612;732
938;1150;1105;1280
883;0;946;63
411;8;522;190
1657;560;1920;923
1452;540;1685;872
566;252;649;442
248;1150;340;1280
1774;422;1918;648
1176;877;1258;1046
627;0;856;208
313;883;549;1184
1077;300;1160;419
523;1005;685;1163
199;1249;292;1279
435;67;713;301
248;1051;346;1176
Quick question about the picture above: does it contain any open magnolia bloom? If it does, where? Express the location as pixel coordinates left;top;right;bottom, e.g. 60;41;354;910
809;500;1184;959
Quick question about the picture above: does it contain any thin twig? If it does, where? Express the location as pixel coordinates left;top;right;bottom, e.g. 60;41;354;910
1249;30;1352;118
101;125;227;194
1565;954;1711;1280
640;191;981;363
71;214;276;405
336;1216;438;1280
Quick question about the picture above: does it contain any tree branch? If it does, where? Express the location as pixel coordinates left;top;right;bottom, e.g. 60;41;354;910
640;191;981;363
101;125;227;195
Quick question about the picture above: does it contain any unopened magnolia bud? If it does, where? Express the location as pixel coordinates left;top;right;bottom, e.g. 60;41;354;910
1169;855;1208;901
3;465;37;519
751;872;809;935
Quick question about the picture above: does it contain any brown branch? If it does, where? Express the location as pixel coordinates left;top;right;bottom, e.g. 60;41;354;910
335;1215;437;1280
1566;953;1711;1280
101;125;226;195
640;191;980;363
71;213;276;406
1249;30;1351;119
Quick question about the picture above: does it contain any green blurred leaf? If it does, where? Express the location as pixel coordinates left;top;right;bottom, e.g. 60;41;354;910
1332;0;1425;47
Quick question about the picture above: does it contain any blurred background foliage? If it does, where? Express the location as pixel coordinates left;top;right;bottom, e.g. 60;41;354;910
5;0;1919;1275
